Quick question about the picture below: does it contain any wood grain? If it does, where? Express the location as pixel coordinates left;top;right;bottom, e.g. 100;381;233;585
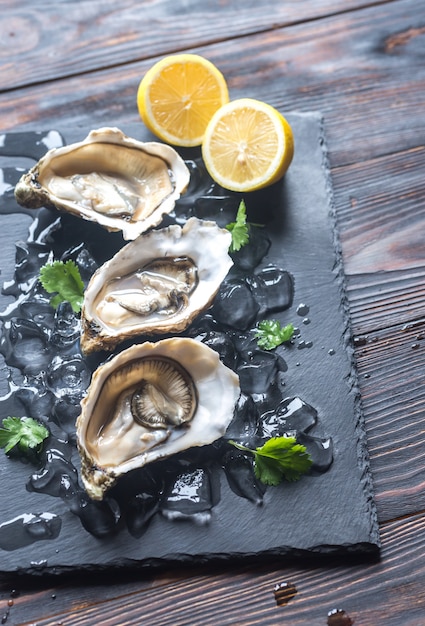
334;147;425;276
353;321;425;521
332;145;425;334
1;0;378;90
347;268;425;335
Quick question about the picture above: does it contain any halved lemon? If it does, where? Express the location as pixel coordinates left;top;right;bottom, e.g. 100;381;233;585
201;98;294;192
137;54;229;147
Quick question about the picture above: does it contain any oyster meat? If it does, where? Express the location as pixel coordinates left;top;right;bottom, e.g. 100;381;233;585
81;217;233;354
77;337;240;499
14;127;190;240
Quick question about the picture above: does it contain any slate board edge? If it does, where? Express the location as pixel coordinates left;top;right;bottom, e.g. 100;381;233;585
316;111;380;549
1;541;380;581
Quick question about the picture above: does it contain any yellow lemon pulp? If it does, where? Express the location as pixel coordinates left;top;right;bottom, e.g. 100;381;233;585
201;98;294;192
137;54;229;147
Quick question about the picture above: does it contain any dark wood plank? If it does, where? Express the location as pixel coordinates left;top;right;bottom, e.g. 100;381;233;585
4;513;425;625
0;0;423;170
332;146;425;333
333;147;425;277
347;268;425;335
2;0;381;90
354;321;425;522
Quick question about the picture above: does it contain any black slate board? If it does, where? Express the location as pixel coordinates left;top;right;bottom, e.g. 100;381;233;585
0;113;380;575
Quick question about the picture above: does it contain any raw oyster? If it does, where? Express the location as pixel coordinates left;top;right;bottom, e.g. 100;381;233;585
14;127;190;240
77;337;240;499
80;217;233;354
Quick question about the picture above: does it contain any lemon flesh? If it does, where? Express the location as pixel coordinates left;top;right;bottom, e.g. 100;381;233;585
137;54;229;147
202;98;294;192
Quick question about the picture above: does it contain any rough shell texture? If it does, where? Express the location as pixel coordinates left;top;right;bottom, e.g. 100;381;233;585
80;217;233;354
77;337;240;500
14;127;190;240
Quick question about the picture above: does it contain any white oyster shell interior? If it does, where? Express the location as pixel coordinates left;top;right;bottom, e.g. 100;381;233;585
81;217;233;354
77;338;240;500
14;127;190;240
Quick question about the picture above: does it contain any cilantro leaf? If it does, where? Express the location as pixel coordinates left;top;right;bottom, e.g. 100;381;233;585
226;199;250;252
229;436;312;486
255;320;295;350
0;416;49;456
253;454;284;486
254;437;313;482
39;260;85;313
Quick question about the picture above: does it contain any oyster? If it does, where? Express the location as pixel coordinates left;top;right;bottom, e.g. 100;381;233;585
80;217;233;354
14;127;190;240
77;337;240;499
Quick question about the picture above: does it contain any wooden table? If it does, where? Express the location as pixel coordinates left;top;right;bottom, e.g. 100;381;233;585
1;1;424;623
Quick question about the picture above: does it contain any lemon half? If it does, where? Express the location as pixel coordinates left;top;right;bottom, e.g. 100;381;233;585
137;54;229;147
202;98;294;192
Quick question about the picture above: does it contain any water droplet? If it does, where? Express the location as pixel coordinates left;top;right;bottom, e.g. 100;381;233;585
298;340;313;350
6;600;13;608
364;373;370;379
30;559;48;570
328;348;335;355
296;303;309;316
411;343;420;350
274;581;297;606
302;317;310;325
353;336;367;347
327;608;354;625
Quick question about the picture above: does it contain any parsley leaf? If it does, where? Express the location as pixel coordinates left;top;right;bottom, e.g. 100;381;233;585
39;260;85;313
229;436;312;486
0;416;49;456
255;320;295;350
226;199;250;252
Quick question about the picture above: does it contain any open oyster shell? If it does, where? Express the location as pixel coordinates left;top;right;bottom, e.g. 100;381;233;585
80;217;233;354
14;127;190;240
77;337;240;500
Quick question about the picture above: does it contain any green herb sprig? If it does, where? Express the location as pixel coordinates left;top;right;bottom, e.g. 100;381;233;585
229;436;312;486
39;260;85;313
226;199;250;252
0;416;49;456
255;320;295;350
